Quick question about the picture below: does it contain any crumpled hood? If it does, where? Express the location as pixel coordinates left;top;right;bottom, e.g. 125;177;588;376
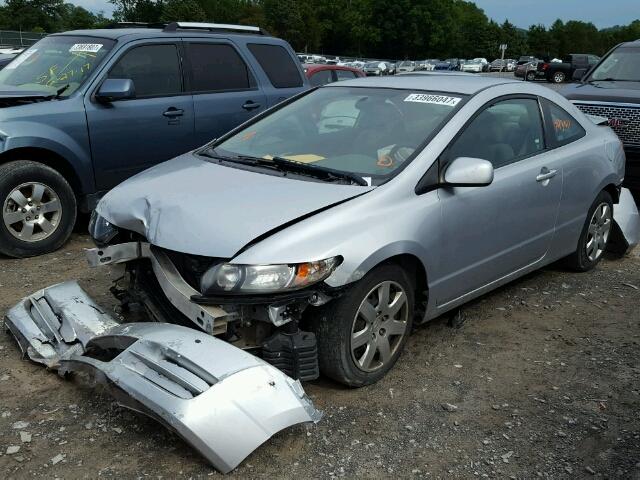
561;82;640;104
97;153;373;258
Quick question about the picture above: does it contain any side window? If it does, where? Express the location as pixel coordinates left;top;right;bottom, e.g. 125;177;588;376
186;43;253;92
109;44;181;97
336;70;357;81
447;98;544;169
573;55;588;65
542;99;586;146
247;43;303;88
309;69;333;87
588;55;600;65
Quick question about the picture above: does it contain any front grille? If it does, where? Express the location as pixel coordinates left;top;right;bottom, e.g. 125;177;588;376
574;102;640;147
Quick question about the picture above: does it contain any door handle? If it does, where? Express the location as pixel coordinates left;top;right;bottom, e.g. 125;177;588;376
163;107;184;118
536;168;558;182
242;101;261;111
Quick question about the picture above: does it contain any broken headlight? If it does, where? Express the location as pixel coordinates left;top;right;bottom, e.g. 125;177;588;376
89;210;118;245
199;257;340;295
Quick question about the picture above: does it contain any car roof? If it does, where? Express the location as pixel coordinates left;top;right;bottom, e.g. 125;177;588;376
334;72;520;95
52;28;276;43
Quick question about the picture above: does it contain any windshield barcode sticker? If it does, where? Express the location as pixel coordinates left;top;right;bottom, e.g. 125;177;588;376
404;94;461;106
4;48;37;70
69;43;103;53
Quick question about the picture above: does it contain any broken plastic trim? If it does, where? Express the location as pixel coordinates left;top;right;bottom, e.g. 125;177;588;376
4;283;322;473
4;281;118;368
59;323;322;473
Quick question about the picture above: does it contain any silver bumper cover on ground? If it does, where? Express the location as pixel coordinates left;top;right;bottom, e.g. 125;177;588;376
4;282;321;473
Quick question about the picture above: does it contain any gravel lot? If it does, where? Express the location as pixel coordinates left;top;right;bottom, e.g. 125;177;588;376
1;78;639;479
0;235;639;479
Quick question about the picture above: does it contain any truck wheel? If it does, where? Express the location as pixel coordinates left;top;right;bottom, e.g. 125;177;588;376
552;72;566;83
306;263;414;387
0;160;76;258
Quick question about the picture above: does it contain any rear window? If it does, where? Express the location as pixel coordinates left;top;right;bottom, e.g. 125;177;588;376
542;99;585;146
186;43;253;92
247;43;303;88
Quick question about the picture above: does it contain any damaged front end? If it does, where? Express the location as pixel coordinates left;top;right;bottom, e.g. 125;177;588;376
87;240;340;382
4;281;322;473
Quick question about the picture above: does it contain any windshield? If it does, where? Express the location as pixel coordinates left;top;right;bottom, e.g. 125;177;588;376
0;35;115;96
212;87;465;184
589;47;640;81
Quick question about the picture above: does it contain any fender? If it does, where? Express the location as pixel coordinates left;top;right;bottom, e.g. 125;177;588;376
0;116;95;195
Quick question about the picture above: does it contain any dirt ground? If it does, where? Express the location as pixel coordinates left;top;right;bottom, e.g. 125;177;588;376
0;233;638;479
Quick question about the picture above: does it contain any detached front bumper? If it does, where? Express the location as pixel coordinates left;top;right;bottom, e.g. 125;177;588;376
4;281;321;473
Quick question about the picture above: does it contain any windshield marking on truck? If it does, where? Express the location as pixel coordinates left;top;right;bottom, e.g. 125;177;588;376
404;93;461;106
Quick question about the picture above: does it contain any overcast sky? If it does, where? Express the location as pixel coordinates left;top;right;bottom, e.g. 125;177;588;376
75;0;639;29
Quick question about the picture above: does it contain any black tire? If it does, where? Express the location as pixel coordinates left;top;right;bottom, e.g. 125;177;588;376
564;190;613;272
305;263;414;387
0;160;76;258
552;71;566;83
526;71;536;81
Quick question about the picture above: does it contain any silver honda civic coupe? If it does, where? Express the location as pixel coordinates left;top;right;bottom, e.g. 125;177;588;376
11;74;638;390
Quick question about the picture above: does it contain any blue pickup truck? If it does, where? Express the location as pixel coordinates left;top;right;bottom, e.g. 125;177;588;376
0;22;308;257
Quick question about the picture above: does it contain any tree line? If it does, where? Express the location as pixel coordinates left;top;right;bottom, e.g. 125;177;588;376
1;0;639;60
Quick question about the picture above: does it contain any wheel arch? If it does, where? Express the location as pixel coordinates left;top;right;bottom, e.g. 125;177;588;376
602;183;620;204
0;147;83;196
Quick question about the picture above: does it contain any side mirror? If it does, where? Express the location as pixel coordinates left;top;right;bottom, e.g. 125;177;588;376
96;78;135;102
572;68;587;81
444;157;494;187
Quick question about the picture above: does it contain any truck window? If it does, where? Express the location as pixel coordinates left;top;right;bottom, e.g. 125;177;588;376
185;43;254;92
109;44;182;97
542;99;586;146
247;43;303;88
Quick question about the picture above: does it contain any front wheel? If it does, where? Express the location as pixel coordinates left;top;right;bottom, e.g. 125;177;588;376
306;264;414;387
564;191;613;272
552;71;566;83
526;71;536;81
0;160;76;258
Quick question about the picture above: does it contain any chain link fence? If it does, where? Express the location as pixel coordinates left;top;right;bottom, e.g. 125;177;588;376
0;30;47;48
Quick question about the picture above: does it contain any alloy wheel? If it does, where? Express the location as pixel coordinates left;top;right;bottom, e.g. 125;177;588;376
350;280;409;372
2;182;62;242
554;72;565;83
585;202;612;262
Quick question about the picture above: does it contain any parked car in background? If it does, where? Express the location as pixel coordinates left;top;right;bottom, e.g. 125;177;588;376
506;59;517;71
489;58;507;71
461;59;484;73
384;61;396;74
363;61;388;76
561;39;640;201
304;63;365;86
0;22;308;258
517;55;538;66
0;53;17;70
472;57;489;72
538;54;600;83
396;60;415;73
515;60;543;81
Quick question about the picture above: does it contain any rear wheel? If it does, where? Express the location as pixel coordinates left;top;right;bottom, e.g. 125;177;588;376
0;161;76;258
526;71;536;81
564;191;613;272
306;264;414;387
552;71;566;83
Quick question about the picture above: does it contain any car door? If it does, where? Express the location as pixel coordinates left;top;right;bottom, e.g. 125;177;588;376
182;41;267;147
436;97;563;305
85;42;194;190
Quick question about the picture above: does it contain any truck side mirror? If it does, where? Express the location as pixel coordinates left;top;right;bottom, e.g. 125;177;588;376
96;78;135;103
572;68;587;81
